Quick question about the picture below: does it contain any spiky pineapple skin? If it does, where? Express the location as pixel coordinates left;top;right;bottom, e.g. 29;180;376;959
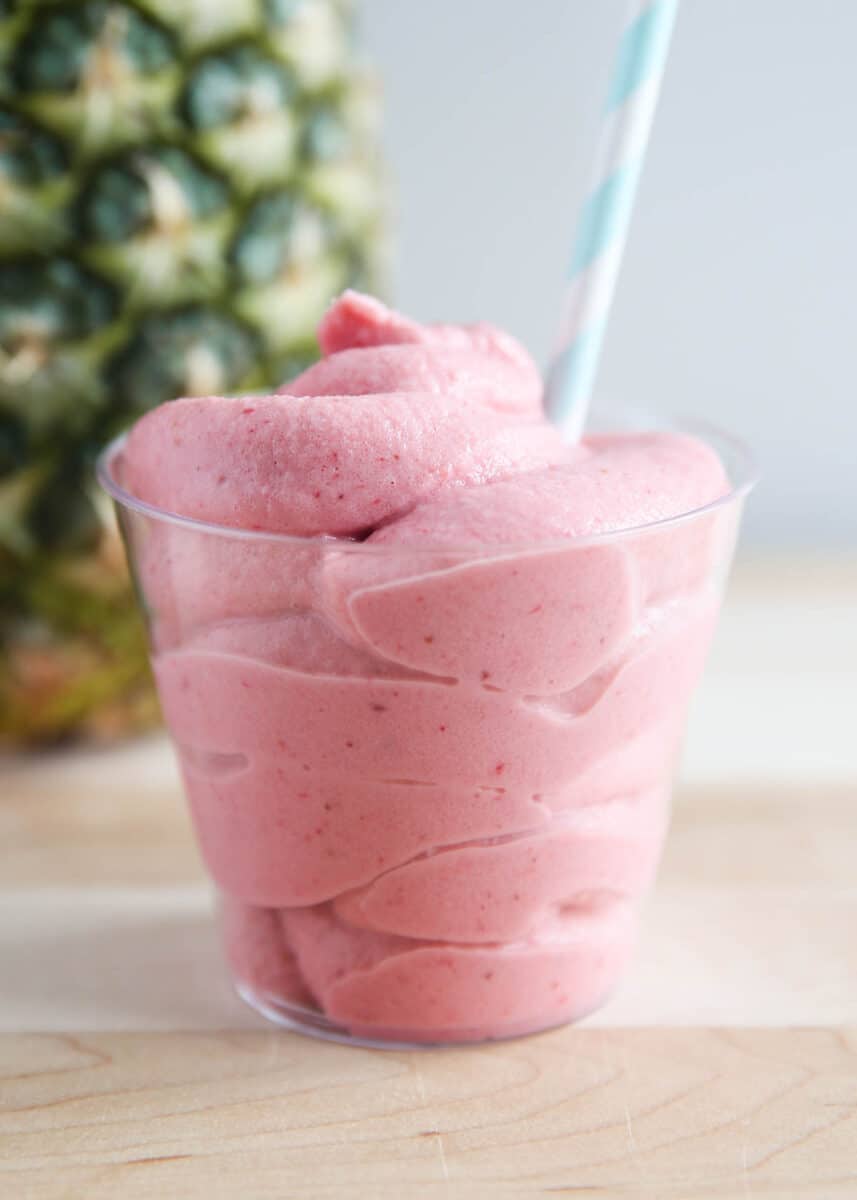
0;0;385;745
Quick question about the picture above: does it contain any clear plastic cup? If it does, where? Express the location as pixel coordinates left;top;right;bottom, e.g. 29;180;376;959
98;414;755;1047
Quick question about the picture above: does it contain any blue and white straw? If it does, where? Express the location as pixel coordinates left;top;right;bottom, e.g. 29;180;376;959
545;0;679;439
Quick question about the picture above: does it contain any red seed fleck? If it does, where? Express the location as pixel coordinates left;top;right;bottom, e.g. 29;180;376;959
313;489;321;499
242;407;255;414
528;604;543;615
483;971;494;981
438;724;446;732
371;704;387;713
337;492;345;500
345;740;354;748
480;670;491;681
424;634;434;644
495;762;505;775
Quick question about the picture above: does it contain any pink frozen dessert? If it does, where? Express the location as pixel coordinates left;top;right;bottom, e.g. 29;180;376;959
118;291;735;1044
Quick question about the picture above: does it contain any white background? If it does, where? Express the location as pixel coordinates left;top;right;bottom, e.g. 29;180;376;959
360;0;856;550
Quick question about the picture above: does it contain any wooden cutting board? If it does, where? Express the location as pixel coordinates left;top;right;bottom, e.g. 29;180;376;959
2;559;856;1198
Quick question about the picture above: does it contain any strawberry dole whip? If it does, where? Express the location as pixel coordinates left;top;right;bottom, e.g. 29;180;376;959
109;291;744;1045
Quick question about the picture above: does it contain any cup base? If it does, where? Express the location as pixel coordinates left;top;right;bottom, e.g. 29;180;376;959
234;977;605;1050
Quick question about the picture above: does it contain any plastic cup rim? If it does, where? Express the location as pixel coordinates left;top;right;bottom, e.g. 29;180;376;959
96;408;758;556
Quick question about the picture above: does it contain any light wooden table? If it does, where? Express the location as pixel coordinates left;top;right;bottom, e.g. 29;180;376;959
2;559;856;1198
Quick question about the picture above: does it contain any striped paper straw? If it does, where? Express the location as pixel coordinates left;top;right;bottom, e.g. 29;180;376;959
545;0;679;439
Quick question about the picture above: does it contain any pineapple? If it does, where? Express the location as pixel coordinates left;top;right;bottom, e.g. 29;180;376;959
0;0;385;744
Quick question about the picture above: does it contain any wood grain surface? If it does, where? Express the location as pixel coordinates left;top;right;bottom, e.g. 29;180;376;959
1;1030;856;1198
2;559;856;1197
